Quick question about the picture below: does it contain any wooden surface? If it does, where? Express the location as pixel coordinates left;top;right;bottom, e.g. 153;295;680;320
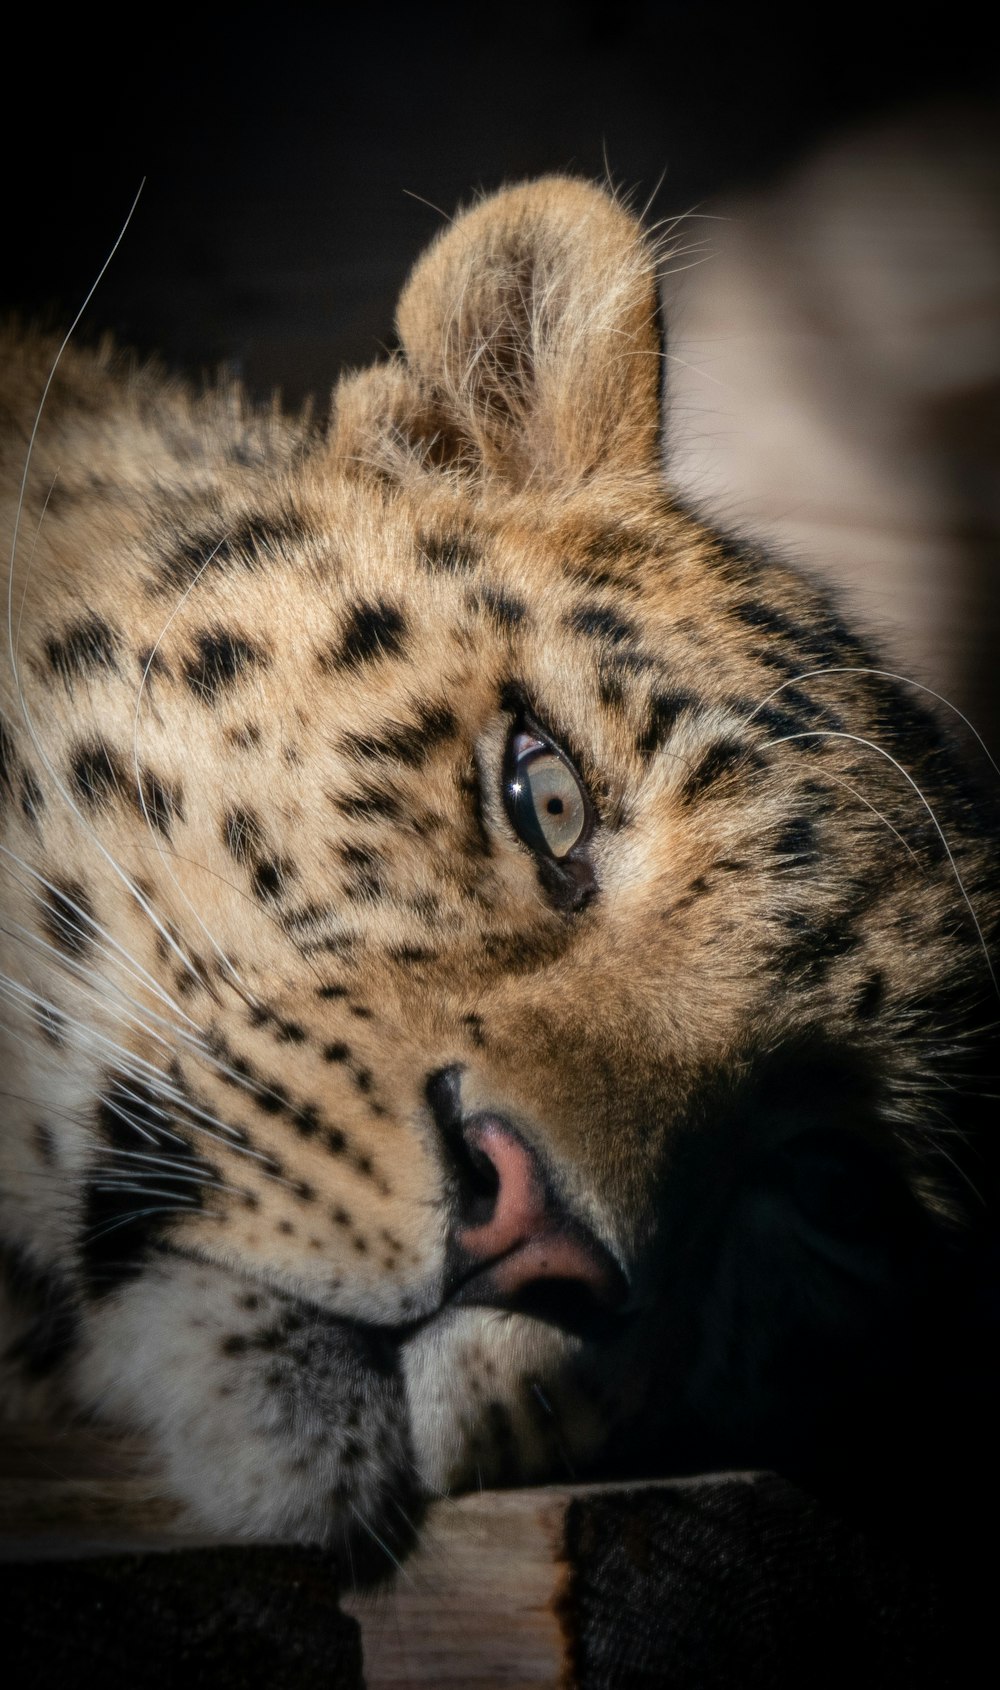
5;1427;984;1690
0;1424;727;1688
0;1425;576;1684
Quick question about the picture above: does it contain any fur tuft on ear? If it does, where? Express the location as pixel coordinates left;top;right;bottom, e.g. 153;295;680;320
392;177;665;490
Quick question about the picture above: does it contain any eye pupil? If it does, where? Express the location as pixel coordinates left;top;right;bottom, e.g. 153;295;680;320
547;797;564;815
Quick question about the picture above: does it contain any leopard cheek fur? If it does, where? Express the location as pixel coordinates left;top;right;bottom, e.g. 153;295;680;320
1;177;995;1562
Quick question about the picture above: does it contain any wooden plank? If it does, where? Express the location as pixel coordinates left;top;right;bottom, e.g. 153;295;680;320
0;1425;757;1687
0;1426;191;1558
341;1487;573;1690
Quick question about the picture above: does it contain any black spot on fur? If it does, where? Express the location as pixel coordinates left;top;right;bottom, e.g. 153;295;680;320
333;786;401;822
20;768;44;822
224;806;265;864
854;972;885;1021
340;843;386;903
227;722;263;750
669;874;713;916
253;857;295;902
567;603;638;646
161;512;309;590
754;645;802;680
137;646;173;683
256;1080;289;1116
733;600;808;645
598;670;625;709
778;912;861;981
734;597;863;669
0;720;18;813
418;531;480;573
323;1042;351;1063
316;983;349;1000
45;615;120;685
82;1077;214;1296
69;739;182;836
224;813;295;905
460;756;493;858
96;1076;173;1151
681;740;764;804
321;600;407;671
772;818;818;867
746;703;813;742
71;739;123;809
467;585;527;628
39;880;98;957
565;523;651;593
138;768;184;838
293;1104;322;1139
342;703;457;769
184;630;269;702
282;900;337;933
638;691;694;756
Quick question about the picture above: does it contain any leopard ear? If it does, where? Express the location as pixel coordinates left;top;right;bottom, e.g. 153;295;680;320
393;177;664;489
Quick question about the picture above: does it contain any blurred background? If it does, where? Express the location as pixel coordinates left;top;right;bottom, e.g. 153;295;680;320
5;2;998;740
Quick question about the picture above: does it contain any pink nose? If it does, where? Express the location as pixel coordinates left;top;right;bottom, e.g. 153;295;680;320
453;1116;625;1308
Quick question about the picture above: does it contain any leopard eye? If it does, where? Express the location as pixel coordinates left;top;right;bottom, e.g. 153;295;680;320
503;727;591;860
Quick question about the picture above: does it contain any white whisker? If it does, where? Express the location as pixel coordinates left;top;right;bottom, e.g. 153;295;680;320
768;729;998;999
744;665;1000;782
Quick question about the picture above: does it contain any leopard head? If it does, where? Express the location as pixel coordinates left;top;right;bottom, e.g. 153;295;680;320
3;178;995;1560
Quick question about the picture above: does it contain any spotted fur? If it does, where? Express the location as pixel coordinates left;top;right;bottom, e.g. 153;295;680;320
0;179;996;1563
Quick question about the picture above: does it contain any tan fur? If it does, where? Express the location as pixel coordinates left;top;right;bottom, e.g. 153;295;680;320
0;179;994;1551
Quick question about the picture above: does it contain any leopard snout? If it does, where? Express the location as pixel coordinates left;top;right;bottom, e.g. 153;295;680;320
426;1067;629;1340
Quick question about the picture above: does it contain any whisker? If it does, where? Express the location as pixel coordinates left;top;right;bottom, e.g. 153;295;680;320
348;1502;411;1583
767;729;998;999
744;665;1000;782
794;769;925;870
130;532;252;999
0;835;203;1030
2;187;213;1004
83;1203;219;1248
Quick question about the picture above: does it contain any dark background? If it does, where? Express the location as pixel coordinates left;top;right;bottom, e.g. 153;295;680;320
5;3;996;402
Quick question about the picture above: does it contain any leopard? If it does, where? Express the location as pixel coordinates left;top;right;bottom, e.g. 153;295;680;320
0;176;996;1569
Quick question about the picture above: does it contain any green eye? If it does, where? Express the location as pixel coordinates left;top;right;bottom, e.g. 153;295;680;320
503;726;591;860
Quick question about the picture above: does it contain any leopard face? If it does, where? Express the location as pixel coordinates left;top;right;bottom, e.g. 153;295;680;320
0;178;995;1565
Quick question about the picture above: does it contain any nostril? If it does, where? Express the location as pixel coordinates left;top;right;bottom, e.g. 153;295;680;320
455;1117;551;1261
461;1119;627;1328
426;1068;504;1227
426;1071;629;1336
